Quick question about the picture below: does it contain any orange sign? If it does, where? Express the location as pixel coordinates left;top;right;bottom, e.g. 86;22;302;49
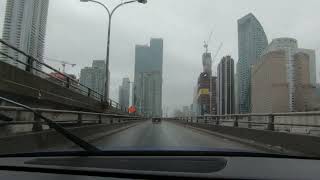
128;106;137;113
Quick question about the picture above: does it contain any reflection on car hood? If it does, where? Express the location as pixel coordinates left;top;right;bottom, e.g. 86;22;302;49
100;147;256;153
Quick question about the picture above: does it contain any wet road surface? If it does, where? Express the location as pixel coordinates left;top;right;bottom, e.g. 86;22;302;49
91;120;263;152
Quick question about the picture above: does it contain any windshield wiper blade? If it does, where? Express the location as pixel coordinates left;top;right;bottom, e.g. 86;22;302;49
0;96;101;153
0;150;317;160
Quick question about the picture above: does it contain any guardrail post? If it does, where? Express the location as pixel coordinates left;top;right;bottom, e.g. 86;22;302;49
234;115;239;127
204;116;208;124
26;57;33;72
216;116;220;125
66;77;70;88
98;115;102;124
268;115;275;131
77;114;82;125
110;117;113;124
88;89;91;97
248;115;252;128
32;112;43;132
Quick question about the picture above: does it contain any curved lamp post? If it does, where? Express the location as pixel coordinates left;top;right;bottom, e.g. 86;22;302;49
80;0;147;101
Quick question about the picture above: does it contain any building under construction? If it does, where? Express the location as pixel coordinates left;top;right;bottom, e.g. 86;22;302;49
197;72;217;115
193;31;221;115
196;51;217;115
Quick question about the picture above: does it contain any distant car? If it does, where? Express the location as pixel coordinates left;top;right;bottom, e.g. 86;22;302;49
152;117;162;123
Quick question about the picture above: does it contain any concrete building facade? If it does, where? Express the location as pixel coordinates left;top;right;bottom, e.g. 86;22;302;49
1;0;49;71
202;52;212;75
262;38;317;112
262;38;298;112
234;71;239;113
297;48;316;86
251;49;314;113
217;56;235;115
191;86;199;116
237;13;268;113
293;52;313;112
118;77;130;109
197;72;217;115
251;50;289;113
80;60;106;96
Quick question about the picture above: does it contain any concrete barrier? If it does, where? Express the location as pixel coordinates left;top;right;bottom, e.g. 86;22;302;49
172;120;320;156
0;121;141;154
0;61;103;112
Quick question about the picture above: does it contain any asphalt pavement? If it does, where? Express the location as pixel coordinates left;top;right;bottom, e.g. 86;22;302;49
91;120;263;152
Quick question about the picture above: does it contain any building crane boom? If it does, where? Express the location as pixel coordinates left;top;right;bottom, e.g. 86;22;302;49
45;58;76;73
213;42;223;62
204;30;214;53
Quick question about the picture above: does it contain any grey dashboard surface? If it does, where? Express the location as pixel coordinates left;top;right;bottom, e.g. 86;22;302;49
0;156;319;179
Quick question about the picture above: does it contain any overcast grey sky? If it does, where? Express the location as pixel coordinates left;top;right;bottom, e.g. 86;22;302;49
1;0;320;114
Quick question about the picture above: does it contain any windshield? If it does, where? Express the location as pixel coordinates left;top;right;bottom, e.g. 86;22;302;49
0;0;319;158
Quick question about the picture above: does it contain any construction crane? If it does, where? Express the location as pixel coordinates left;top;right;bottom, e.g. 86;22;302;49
212;42;223;62
203;31;223;115
203;30;223;60
45;58;76;73
204;30;213;53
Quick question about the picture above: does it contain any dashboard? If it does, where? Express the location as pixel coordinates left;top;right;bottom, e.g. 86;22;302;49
0;155;319;179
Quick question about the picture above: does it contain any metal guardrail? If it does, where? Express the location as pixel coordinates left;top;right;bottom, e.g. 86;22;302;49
0;106;144;135
168;112;320;136
0;39;127;112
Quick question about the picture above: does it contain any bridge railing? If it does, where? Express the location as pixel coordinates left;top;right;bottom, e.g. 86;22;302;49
168;112;320;136
0;39;127;112
0;106;143;137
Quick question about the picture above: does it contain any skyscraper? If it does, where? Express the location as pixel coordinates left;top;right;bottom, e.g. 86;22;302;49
118;77;130;109
251;50;289;113
297;48;316;86
234;71;239;114
133;38;163;117
191;85;199;116
237;13;268;113
263;38;298;111
217;56;235;115
1;0;49;71
260;37;317;112
80;60;106;96
251;50;315;113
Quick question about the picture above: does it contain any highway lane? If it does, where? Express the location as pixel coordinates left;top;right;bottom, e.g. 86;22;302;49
91;120;263;152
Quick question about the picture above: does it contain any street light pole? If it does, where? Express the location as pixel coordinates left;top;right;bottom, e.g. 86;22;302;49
80;0;147;102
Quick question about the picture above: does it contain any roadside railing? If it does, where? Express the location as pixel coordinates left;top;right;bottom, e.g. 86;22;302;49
0;39;127;112
0;106;144;137
167;112;320;136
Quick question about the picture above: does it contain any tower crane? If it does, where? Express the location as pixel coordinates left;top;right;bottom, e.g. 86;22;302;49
203;30;224;115
203;30;223;63
212;42;223;62
45;58;76;73
204;30;213;53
